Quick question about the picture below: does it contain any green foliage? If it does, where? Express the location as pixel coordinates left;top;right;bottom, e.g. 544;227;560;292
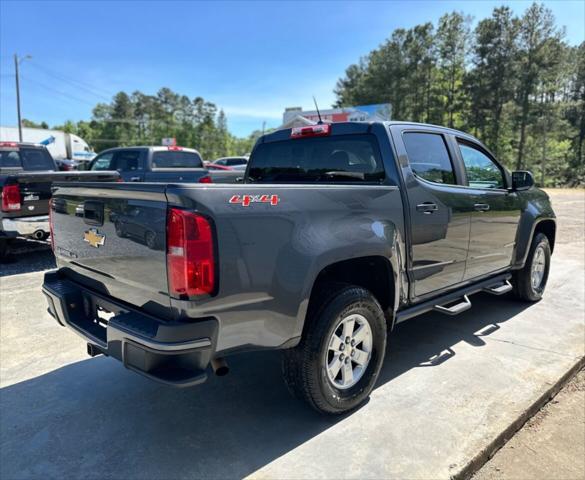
21;119;49;129
50;88;254;160
334;2;585;186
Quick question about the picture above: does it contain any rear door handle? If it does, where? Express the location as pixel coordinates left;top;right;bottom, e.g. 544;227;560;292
474;203;490;212
130;176;142;182
416;202;438;214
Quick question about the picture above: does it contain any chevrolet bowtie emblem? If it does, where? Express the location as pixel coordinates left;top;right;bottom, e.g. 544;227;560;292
84;228;106;248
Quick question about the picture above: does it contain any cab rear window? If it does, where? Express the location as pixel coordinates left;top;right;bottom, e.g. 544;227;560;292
152;151;203;168
248;134;385;183
0;148;55;171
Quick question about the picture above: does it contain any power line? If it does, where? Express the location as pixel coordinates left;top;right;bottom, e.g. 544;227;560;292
20;75;98;107
26;61;114;101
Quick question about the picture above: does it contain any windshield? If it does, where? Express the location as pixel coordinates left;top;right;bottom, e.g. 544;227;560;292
0;148;55;171
152;151;203;168
247;134;385;183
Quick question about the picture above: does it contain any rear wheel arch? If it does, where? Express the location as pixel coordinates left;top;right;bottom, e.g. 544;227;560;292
303;256;396;335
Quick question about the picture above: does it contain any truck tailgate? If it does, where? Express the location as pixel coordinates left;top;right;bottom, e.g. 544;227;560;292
51;182;172;318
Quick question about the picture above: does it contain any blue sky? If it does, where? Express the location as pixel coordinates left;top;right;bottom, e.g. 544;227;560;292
1;1;583;137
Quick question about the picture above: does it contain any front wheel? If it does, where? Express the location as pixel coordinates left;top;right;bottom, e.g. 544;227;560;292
282;284;387;415
513;233;551;302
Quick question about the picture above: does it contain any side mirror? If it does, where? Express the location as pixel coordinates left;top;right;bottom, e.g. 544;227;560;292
512;170;534;191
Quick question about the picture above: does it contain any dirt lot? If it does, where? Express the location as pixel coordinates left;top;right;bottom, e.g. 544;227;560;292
475;368;585;480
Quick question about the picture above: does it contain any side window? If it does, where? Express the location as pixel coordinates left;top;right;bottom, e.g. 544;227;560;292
112;150;141;171
458;142;505;189
403;132;456;185
91;152;114;170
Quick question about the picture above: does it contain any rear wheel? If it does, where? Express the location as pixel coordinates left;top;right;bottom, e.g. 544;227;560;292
282;284;387;415
145;231;157;249
513;233;551;302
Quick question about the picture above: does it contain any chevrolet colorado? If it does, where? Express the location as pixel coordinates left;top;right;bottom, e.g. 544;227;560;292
0;142;118;260
42;122;555;414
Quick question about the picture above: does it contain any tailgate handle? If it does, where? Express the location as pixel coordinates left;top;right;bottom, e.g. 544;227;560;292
84;201;104;226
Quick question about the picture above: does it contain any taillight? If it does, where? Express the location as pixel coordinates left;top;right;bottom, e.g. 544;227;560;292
198;175;212;184
1;184;21;212
167;208;215;297
291;124;331;138
168;146;183;151
48;198;55;251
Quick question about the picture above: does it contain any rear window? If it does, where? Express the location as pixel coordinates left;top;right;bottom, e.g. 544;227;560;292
0;148;55;171
248;134;385;183
403;132;455;185
152;151;203;168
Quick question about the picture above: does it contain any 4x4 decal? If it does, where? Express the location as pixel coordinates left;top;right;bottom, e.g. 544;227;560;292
229;194;280;207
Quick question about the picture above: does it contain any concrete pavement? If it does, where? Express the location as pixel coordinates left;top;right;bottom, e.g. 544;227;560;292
1;190;583;479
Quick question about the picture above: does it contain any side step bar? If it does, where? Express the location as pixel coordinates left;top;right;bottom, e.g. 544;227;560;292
483;280;513;296
433;295;471;316
395;273;512;324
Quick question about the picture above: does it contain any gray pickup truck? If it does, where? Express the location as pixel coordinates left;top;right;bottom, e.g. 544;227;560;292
89;145;241;183
42;122;555;414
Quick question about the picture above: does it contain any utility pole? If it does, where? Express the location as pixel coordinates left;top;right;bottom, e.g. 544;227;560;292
13;54;31;142
14;54;22;142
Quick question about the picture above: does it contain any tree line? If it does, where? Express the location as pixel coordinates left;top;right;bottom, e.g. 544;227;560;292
334;3;585;186
25;88;258;161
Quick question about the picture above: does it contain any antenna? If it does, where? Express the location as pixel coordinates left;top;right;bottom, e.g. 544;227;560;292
313;96;323;124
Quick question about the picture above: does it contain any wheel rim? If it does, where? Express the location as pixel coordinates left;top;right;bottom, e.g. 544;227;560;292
531;245;546;290
146;232;155;248
325;313;373;390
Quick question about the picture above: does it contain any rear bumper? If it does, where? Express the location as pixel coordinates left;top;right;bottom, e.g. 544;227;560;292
42;271;218;387
1;215;49;236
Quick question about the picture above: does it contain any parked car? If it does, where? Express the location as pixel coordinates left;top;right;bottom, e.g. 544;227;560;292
43;121;555;414
55;158;79;171
204;162;233;171
212;156;248;167
89;146;241;183
0;141;119;260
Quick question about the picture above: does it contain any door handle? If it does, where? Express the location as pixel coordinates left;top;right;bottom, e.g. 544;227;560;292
474;203;490;212
129;176;141;182
416;202;438;214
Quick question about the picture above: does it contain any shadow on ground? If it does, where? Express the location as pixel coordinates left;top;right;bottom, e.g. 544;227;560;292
0;239;55;277
0;293;532;479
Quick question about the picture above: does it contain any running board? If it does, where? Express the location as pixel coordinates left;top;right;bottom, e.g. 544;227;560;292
483;280;513;296
395;272;512;324
433;295;471;316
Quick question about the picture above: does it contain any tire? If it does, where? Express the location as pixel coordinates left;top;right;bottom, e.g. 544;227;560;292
115;221;125;238
513;233;551;302
0;239;10;262
282;284;387;415
145;231;157;250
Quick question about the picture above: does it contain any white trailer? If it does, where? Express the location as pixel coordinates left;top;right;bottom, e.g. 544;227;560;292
0;126;95;163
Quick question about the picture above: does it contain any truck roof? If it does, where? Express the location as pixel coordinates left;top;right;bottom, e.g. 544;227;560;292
260;120;481;148
99;145;201;154
0;141;49;149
